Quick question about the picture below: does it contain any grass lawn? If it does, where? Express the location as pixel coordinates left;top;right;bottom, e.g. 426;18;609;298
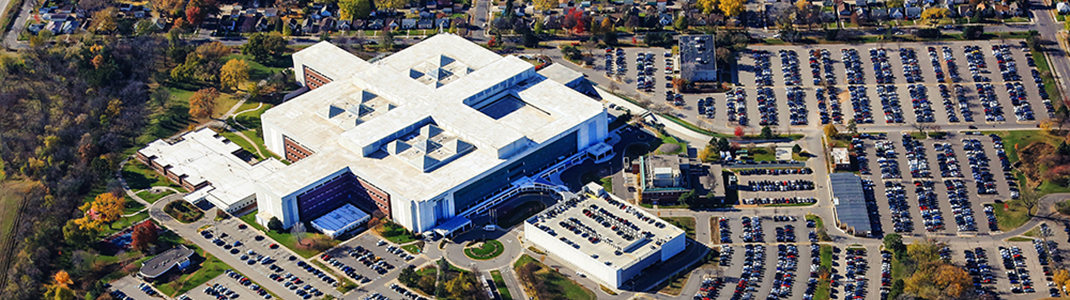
981;130;1064;164
490;270;514;300
655;133;687;155
513;254;596;300
122;161;179;191
464;240;505;260
124;200;145;214
746;147;776;162
155;248;229;297
211;94;240;119
661;217;696;240
310;260;358;293
1032;49;1064;108
221;54;290;82
815;245;832;300
219;131;263;159
992;201;1034;231
100;212;150;237
657;271;690;296
136;190;176;204
1023;224;1043;237
1007;237;1035;242
238;210;334;258
402;241;425;254
375;221;417;244
0;180;32;278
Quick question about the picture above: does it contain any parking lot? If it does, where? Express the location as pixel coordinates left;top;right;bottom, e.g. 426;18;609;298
642;40;1053;133
198;217;341;299
849;131;1019;237
108;275;164;300
712;215;817;300
182;274;272;300
321;233;420;287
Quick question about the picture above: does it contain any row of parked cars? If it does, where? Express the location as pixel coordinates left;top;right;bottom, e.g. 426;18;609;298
388;283;429;300
786;86;808;125
848;86;875;124
767;244;799;299
875;85;905;123
815;86;844;125
899;48;923;83
962;138;1000;195
808;49;836;86
841;248;868;300
695;276;725;300
943;179;978;232
741;197;817;205
737;168;813;176
779;49;802;86
803;244;822;300
883;181;913;233
907;84;935;123
223;269;276;299
914;180;946;232
726;88;749;126
936;84;962;123
745;180;815;192
999;246;1037;294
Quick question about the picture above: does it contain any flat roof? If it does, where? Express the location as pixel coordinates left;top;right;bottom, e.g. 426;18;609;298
527;188;685;270
140;245;194;278
679;35;717;71
310;204;370;236
261;34;605;201
138;128;286;206
537;63;584;85
830;173;872;233
832;148;850;164
293;41;372;81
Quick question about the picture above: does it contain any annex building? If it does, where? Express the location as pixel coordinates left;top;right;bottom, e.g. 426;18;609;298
139;34;612;237
525;183;686;288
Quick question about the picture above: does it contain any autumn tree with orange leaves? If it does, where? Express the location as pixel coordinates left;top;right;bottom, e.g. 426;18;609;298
131;221;159;252
189;87;220;119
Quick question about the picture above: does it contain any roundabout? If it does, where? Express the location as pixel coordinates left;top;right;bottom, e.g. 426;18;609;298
463;239;505;260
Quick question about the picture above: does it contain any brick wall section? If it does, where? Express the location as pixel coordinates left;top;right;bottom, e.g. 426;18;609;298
303;66;332;90
357;178;391;217
283;136;314;162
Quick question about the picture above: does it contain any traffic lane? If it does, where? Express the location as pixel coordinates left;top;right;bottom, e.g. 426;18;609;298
209;218;340;296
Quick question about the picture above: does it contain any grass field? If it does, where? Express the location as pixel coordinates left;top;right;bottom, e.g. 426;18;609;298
136;190;176;204
513;254;596;300
124;200;145;214
490;270;513;300
992;201;1034;231
980;130;1064;164
661;217;696;240
1007;237;1035;242
0;180;34;288
464;240;505;260
99;212;150;237
155;248;229;297
238;210;335;258
402;241;424;254
375;222;417;244
815;245;832;300
122;161;179;191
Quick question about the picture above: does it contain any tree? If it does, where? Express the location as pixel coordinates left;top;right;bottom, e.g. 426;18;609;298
601;18;614;33
823;124;839;138
150;0;184;16
90;193;124;223
377;0;408;11
921;8;950;25
674;14;689;31
131;221;159;252
220;59;251;91
887;0;904;7
53;270;71;288
792;144;802;153
399;266;418;286
90;7;119;33
963;25;984;39
883;233;906;255
268;216;283;232
734;126;745;138
380;31;395;50
846;119;857;135
195;41;230;62
339;0;373;21
698;0;718;13
63;219;98;248
603;31;618;46
189;87;220;119
760;126;774;139
533;0;556;10
720;0;745;17
241;33;289;63
678;189;698;205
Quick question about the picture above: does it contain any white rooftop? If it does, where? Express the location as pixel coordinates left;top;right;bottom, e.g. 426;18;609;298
310;203;370;236
138;128;286;207
528;190;685;269
262;35;605;201
293;41;372;81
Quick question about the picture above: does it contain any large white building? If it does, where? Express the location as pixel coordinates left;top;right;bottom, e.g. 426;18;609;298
141;34;610;238
525;183;686;288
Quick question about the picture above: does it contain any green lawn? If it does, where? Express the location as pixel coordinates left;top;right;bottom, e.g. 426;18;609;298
0;180;31;279
992;201;1034;231
124;200;145;214
401;242;424;254
238;210;332;258
99;212;150;237
221;54;290;82
746;147;776;162
136;190;176;204
981;130;1064;164
154;248;229;297
219;131;263;160
122;161;179;191
1007;237;1035;242
661;217;696;240
815;245;832;300
1023;225;1043;237
464;240;505;260
376;221;417;244
655;133;687;155
512;254;596;300
490;270;513;300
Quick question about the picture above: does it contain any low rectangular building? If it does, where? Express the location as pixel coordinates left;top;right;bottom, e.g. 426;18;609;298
831;147;850;170
678;35;718;82
638;155;691;204
830;173;873;237
310;203;371;238
524;183;686;288
139;245;195;280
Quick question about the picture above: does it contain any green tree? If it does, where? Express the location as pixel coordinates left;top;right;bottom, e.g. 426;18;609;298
883;233;906;254
678;189;698;206
760;126;774;139
63;219;98;249
377;0;408;11
963;25;984;39
220;59;251;91
241;33;289;63
268;216;284;232
603;30;617;45
339;0;373;21
823;124;839;138
846;119;857;135
673;14;689;31
792;144;802;153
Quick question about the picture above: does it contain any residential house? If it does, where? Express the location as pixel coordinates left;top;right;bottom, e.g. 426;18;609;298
837;1;852;17
401;18;417;29
320;17;335;32
302;17;315;33
905;6;921;18
368;19;384;29
890;7;904;18
958;5;974;17
870;7;888;20
337;20;351;30
264;8;278;17
418;18;433;29
60;20;77;33
387;19;400;30
287;17;299;30
436;18;451;29
452;17;468;34
319;6;332;17
994;4;1009;17
352;19;366;29
658;12;672;25
241;15;258;32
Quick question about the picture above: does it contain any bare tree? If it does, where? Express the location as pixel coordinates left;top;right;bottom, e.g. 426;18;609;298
1020;186;1040;217
649;103;674;115
291;222;308;245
